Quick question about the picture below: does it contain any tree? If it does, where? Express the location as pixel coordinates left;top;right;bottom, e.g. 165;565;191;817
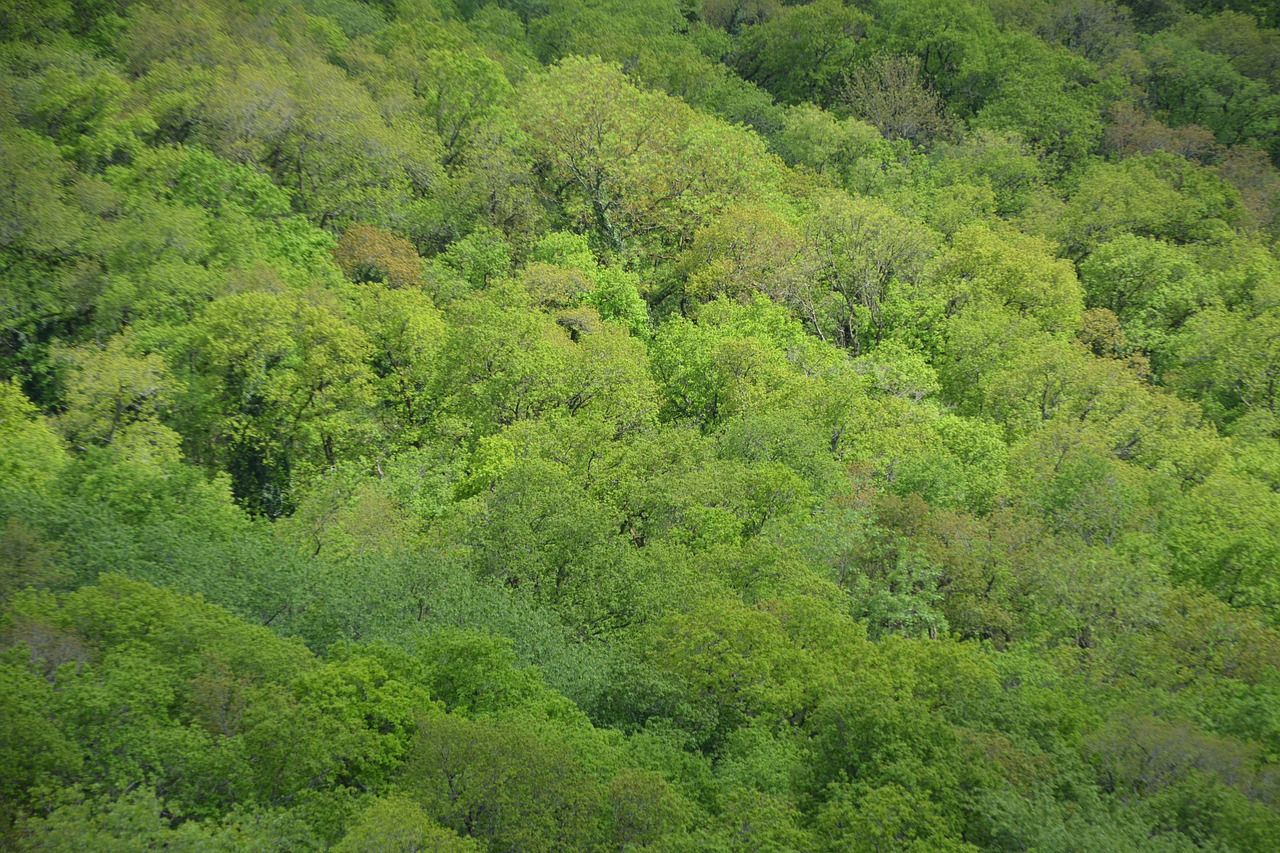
646;595;797;748
517;56;783;255
677;204;804;306
839;53;950;147
971;31;1106;172
1036;0;1136;64
1166;466;1280;616
335;795;480;853
1142;30;1280;162
1046;152;1246;258
733;0;870;107
773;104;911;197
702;0;779;34
931;223;1084;335
0;656;82;830
648;297;811;429
351;286;446;446
604;767;692;850
929;129;1046;218
1078;234;1218;369
176;290;375;516
460;452;644;635
517;56;686;252
1182;304;1280;421
0;126;89;388
817;782;979;853
1;44;156;170
52;334;182;450
406;47;513;169
349;19;514;170
201;54;430;230
866;0;1000;115
0;0;71;43
334;224;424;288
0;381;67;497
11;789;236;852
0;127;83;255
406;712;603;853
1102;100;1218;163
432;286;573;436
1216;144;1280;236
801;191;938;352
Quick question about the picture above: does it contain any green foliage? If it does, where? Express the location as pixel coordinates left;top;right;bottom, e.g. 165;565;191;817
0;653;82;829
517;55;783;255
52;334;183;450
334;795;479;852
4;1;1280;849
932;223;1085;335
175;289;375;516
1082;235;1213;324
972;30;1107;172
0;381;67;497
1045;152;1246;258
1143;27;1280;161
733;0;870;106
800;191;939;351
405;712;602;852
864;0;1000;114
1166;466;1280;614
1;44;156;170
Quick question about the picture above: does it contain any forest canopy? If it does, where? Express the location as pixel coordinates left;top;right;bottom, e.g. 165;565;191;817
3;0;1280;850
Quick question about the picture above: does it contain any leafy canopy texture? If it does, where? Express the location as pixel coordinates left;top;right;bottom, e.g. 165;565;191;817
3;0;1280;850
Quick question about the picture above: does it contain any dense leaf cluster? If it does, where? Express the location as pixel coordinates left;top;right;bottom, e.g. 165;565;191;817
3;0;1280;850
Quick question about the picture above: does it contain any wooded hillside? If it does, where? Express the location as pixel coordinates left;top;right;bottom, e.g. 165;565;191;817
4;0;1280;849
